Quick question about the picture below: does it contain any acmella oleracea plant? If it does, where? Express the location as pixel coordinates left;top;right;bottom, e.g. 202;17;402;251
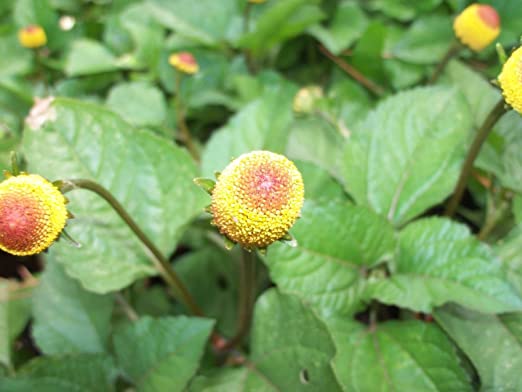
196;151;304;251
453;3;500;52
0;173;69;256
499;46;522;115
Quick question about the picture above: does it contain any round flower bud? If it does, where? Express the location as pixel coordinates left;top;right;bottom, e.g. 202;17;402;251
211;151;304;250
0;174;68;256
293;85;324;114
168;52;199;75
18;25;47;49
499;46;522;114
453;4;500;52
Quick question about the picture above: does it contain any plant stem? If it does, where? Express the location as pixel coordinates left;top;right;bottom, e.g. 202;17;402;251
60;178;203;316
318;44;385;97
242;2;256;74
444;99;508;217
477;193;508;241
222;249;256;350
115;292;139;321
175;72;199;161
428;41;461;84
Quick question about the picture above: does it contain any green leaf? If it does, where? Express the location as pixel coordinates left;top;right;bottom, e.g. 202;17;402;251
307;1;368;55
113;316;214;392
23;98;207;293
444;60;500;127
369;0;443;21
265;201;396;316
495;226;522;296
239;0;325;55
392;15;453;64
435;304;522;392
119;4;164;69
192;291;341;390
342;86;472;226
106;81;167;127
367;217;522;313
0;32;32;78
201;79;296;177
252;290;341;390
146;0;241;47
0;280;32;370
189;368;253;392
65;39;120;77
32;261;114;355
0;354;116;392
477;111;522;194
294;160;346;203
286;117;344;181
325;317;471;391
174;248;240;337
350;22;387;85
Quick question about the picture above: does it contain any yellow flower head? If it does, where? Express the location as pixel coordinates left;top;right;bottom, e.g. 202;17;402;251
293;85;324;114
499;46;522;114
168;52;199;75
18;25;47;49
0;174;68;256
249;0;266;3
211;151;304;250
453;4;500;52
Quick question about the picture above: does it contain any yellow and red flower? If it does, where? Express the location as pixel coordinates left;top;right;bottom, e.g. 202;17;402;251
168;52;199;75
499;46;522;115
0;174;68;256
210;151;304;250
453;4;500;52
18;25;47;49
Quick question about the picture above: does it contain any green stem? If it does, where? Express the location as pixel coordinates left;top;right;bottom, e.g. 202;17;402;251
60;178;203;316
477;193;509;241
444;99;508;217
115;292;139;321
175;72;199;161
428;41;461;84
222;249;256;350
243;3;256;74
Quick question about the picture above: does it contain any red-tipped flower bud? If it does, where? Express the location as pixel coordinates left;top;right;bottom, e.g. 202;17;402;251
0;174;68;256
18;25;47;49
211;151;304;250
168;52;199;75
499;46;522;115
453;4;500;52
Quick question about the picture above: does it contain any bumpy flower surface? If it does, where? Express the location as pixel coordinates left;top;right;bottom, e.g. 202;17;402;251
499;46;522;115
18;25;47;49
211;151;304;249
168;52;199;75
453;4;500;52
0;174;68;256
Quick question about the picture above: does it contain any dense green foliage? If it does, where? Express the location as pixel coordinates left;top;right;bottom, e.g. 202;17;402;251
0;0;521;391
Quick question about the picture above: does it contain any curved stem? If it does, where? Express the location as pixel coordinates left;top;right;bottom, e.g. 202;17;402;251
444;99;508;217
60;178;203;316
318;44;385;97
428;41;461;84
175;72;199;161
222;249;256;350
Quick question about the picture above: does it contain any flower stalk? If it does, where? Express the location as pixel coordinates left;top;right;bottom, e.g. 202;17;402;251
222;248;257;350
59;178;203;316
444;99;507;217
